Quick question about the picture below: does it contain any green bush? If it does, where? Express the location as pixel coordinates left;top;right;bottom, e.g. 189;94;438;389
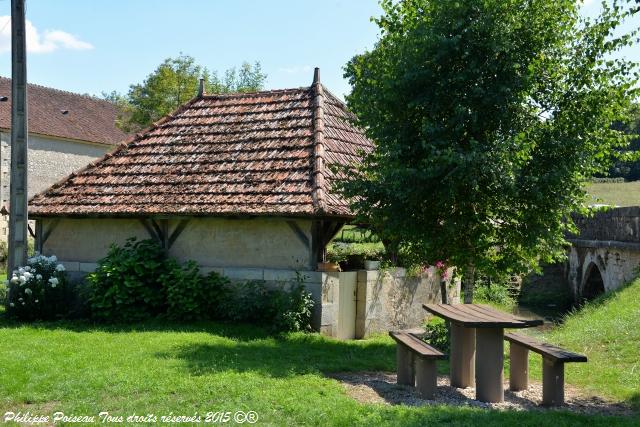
5;254;69;321
269;281;315;333
88;238;168;322
88;238;314;332
0;281;6;306
163;260;231;321
474;282;516;309
422;317;450;354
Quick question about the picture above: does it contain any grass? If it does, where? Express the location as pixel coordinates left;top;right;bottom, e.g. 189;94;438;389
528;277;640;410
0;317;637;426
586;181;640;206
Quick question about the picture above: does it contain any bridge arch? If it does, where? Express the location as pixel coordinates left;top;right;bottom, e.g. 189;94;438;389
582;261;605;301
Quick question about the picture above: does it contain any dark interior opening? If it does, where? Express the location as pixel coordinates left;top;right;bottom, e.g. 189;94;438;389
582;264;605;301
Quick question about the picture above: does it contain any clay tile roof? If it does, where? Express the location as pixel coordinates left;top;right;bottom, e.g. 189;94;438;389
0;76;128;145
29;74;374;218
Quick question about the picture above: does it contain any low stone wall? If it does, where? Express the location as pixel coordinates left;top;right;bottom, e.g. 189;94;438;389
355;268;460;338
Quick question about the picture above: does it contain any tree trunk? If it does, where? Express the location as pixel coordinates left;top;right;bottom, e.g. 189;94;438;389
463;264;475;304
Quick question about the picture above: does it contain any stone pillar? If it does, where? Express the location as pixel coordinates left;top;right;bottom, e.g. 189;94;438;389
396;345;414;386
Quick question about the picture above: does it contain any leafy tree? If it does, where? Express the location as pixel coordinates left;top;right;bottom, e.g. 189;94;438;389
105;54;266;132
605;103;640;179
340;0;639;302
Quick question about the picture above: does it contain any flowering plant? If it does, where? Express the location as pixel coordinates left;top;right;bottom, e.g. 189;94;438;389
5;254;68;320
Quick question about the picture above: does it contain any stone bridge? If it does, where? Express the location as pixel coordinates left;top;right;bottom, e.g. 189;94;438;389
567;207;640;300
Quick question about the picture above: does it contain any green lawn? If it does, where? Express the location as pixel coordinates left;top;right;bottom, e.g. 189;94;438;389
0;315;637;426
529;277;640;410
586;181;640;206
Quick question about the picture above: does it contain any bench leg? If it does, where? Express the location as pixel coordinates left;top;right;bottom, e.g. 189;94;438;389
542;357;564;406
414;357;437;399
396;345;415;386
509;343;529;391
475;327;504;403
450;324;475;388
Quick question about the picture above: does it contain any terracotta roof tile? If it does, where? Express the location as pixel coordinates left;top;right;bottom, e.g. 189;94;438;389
29;82;374;218
0;77;128;145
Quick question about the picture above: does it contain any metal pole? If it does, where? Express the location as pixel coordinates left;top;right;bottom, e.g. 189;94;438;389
8;0;28;275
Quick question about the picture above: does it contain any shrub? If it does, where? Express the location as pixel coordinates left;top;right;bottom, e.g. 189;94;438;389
0;281;6;306
163;260;231;321
88;238;168;322
422;317;450;355
268;280;315;333
5;254;69;320
221;278;315;333
474;282;516;309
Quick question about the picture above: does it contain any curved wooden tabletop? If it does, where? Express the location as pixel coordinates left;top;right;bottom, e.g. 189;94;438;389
423;304;544;328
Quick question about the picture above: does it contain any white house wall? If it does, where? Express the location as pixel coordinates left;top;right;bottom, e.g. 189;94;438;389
40;217;313;272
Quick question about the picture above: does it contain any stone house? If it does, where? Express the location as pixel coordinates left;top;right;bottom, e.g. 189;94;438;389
0;77;127;239
28;69;459;337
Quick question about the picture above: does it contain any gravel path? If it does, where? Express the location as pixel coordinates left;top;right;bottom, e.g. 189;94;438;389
328;372;633;416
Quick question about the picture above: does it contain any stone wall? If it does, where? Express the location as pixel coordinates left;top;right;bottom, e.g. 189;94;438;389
572;206;640;243
0;131;112;239
355;268;461;338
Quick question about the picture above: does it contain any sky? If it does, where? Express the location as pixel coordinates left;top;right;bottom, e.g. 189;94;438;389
0;0;383;99
0;0;636;100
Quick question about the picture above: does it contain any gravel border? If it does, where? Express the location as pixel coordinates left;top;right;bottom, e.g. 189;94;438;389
328;371;633;416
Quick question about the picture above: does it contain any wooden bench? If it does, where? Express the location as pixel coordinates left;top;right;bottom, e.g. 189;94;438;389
389;331;446;399
505;332;587;406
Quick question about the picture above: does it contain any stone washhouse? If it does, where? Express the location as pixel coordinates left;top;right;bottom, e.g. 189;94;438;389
29;69;459;338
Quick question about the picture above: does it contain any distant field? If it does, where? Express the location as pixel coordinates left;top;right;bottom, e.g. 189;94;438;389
586;181;640;207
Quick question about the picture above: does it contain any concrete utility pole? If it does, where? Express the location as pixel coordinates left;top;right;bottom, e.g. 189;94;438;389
8;0;29;274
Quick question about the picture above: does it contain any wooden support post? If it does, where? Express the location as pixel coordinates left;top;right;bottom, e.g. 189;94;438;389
34;220;43;254
414;357;437;399
509;343;529;391
475;327;504;403
542;357;564;406
450;324;475;388
396;345;414;386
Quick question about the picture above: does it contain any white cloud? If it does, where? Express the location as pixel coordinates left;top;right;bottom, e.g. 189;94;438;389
279;65;313;75
0;16;93;54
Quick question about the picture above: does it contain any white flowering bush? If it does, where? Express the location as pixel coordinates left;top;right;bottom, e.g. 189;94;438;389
5;254;68;320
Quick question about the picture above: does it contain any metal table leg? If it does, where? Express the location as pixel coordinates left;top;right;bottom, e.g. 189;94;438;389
475;327;504;402
450;323;475;388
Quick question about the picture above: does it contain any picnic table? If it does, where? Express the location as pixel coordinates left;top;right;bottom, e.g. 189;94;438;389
423;303;543;403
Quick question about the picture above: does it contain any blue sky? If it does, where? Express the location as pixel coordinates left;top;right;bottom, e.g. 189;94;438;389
0;1;636;100
0;0;383;99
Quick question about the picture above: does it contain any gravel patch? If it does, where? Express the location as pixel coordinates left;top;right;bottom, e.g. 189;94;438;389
328;372;633;416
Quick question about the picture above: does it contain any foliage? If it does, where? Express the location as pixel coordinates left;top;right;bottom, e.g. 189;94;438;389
473;282;516;311
162;260;231;321
0;280;6;306
221;278;315;333
326;242;386;267
340;0;639;299
269;278;315;333
5;254;68;320
422;316;450;355
104;54;267;132
333;225;380;243
605;103;640;180
88;238;168;322
87;239;313;332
